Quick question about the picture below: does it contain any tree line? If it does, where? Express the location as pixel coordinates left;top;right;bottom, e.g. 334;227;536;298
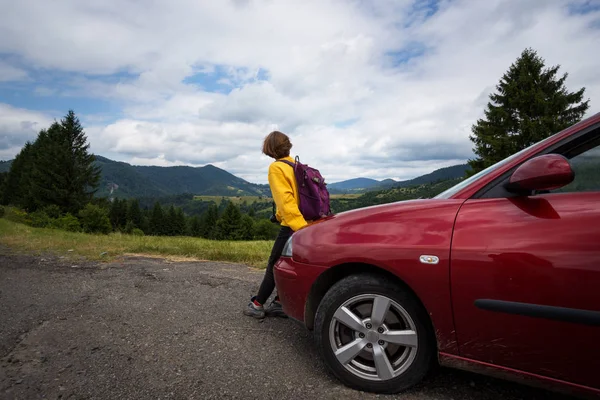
107;197;279;240
0;110;280;240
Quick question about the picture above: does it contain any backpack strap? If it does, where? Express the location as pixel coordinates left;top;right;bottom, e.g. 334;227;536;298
276;159;295;168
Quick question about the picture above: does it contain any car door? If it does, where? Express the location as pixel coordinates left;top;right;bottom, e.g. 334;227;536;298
450;128;600;388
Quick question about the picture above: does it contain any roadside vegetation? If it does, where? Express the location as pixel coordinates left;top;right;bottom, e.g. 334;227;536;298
0;209;273;268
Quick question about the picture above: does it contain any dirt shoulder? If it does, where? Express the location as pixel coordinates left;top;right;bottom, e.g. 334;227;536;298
0;247;575;399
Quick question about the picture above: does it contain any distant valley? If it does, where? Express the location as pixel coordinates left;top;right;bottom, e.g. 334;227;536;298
0;155;469;199
327;164;469;194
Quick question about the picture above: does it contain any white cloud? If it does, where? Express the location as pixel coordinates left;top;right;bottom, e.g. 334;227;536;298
0;104;52;159
0;61;28;82
0;0;599;183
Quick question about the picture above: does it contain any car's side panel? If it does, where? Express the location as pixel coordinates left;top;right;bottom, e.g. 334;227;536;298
450;193;600;388
439;353;600;399
292;199;464;354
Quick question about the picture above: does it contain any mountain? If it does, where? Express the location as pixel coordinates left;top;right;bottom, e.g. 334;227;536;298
328;177;382;192
93;156;271;198
2;153;468;200
396;164;469;187
330;178;463;213
329;164;469;194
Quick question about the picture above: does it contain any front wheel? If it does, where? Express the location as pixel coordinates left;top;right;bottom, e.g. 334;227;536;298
314;274;435;394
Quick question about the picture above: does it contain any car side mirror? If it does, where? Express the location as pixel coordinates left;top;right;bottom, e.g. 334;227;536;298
505;154;574;194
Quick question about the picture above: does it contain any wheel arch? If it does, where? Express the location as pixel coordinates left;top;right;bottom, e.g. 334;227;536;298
304;262;436;338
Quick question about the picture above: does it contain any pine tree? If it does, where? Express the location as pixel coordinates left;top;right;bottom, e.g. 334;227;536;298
174;207;187;236
214;202;242;240
2;141;36;207
235;214;255;240
189;215;202;237
166;205;177;236
467;48;590;175
29;111;101;213
138;207;151;234
200;203;219;239
150;202;165;235
109;198;128;230
127;198;143;229
140;215;151;235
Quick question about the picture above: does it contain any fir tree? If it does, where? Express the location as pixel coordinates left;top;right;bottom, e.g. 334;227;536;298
236;214;255;240
189;215;202;237
174;207;187;236
139;215;151;235
201;203;219;239
166;205;177;236
150;202;165;235
127;198;143;229
109;198;128;230
29;111;101;212
2;141;36;207
468;48;590;175
213;202;242;240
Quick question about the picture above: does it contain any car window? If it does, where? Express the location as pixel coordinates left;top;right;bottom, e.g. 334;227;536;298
553;143;600;193
434;144;534;199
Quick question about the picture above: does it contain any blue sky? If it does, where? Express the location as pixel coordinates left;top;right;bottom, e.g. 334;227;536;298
1;0;599;184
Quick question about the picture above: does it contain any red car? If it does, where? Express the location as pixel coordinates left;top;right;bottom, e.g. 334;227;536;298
274;112;600;397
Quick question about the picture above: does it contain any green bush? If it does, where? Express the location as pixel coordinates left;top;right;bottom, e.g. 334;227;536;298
253;219;279;240
43;204;62;219
53;213;81;232
0;206;5;218
29;210;51;228
131;228;145;236
124;220;135;234
5;208;30;225
78;204;112;234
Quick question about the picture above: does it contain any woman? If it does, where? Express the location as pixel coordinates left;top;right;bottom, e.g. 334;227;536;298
244;130;308;319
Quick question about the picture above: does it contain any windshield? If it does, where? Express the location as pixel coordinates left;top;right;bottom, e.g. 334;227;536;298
434;141;542;199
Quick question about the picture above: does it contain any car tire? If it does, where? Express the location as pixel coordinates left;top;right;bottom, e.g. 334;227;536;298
314;273;435;394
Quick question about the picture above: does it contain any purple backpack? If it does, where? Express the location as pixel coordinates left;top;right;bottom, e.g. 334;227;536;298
277;157;332;221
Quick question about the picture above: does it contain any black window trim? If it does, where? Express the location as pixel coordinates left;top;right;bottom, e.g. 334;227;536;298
472;122;600;200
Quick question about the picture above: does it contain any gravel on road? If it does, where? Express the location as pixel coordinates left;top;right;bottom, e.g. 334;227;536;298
0;247;578;399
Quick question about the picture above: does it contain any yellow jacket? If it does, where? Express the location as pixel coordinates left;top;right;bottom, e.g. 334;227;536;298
268;156;308;232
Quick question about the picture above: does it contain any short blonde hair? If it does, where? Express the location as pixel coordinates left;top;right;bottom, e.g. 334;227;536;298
262;131;292;159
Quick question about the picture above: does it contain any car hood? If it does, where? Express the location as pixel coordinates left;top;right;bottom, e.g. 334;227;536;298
310;198;449;227
292;197;464;266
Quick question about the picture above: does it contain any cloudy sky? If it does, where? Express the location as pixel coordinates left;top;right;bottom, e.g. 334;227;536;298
1;0;599;184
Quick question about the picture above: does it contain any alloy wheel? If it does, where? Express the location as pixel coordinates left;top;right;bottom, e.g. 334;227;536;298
328;294;418;381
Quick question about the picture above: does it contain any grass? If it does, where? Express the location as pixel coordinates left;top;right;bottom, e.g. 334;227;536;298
330;194;362;199
193;194;360;204
193;195;273;205
0;218;274;268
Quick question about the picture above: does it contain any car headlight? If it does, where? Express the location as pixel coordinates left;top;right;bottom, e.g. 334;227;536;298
281;236;293;257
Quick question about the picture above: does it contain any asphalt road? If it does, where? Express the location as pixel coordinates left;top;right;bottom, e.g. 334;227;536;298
0;247;578;400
